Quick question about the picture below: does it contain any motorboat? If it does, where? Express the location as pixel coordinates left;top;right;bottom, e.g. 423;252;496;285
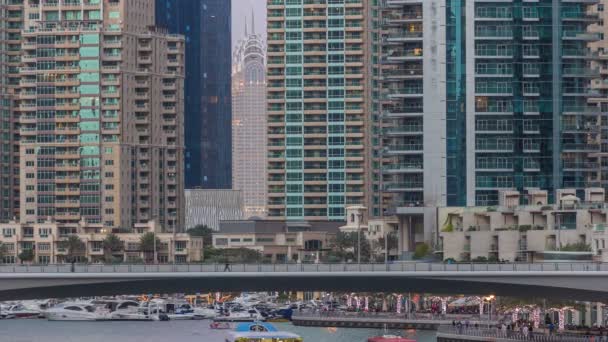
145;299;203;321
193;306;217;319
98;300;154;321
227;322;303;342
3;303;41;319
46;304;102;321
215;307;265;322
209;321;233;330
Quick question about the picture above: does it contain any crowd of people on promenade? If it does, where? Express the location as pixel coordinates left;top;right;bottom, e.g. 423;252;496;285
450;319;608;342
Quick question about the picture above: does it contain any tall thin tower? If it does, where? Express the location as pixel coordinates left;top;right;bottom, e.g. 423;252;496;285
232;13;267;218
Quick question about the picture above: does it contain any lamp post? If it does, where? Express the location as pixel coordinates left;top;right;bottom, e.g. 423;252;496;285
484;295;495;328
357;212;363;264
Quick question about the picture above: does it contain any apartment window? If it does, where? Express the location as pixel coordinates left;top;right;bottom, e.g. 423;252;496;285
215;238;228;246
38;243;51;251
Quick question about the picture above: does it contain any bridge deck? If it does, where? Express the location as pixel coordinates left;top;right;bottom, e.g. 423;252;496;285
0;262;607;273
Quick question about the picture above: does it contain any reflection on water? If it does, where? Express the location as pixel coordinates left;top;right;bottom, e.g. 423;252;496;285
0;320;438;342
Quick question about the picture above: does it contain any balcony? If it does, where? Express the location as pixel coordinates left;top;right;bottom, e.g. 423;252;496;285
383;163;423;174
386;87;423;98
384;144;423;155
384;182;424;192
384;125;423;136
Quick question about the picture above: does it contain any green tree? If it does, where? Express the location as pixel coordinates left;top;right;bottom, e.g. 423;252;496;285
204;247;262;263
59;235;86;263
0;242;5;262
18;249;35;264
187;225;214;246
560;242;592;252
327;231;371;262
413;243;431;260
102;234;124;263
139;232;160;263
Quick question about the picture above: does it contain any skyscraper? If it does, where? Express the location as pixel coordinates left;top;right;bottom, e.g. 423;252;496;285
0;1;23;222
232;15;267;218
266;0;370;221
156;0;232;189
16;0;185;232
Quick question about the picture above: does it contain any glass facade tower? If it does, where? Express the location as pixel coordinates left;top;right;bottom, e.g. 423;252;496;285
465;1;601;205
156;0;232;189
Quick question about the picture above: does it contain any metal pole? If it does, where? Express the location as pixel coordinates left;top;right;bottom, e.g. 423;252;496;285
153;230;157;264
357;213;361;264
385;231;389;264
488;300;491;328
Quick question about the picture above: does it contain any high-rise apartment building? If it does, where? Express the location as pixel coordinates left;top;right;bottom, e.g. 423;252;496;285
156;0;232;190
266;0;370;221
461;1;601;205
16;0;185;232
264;1;603;253
378;0;603;208
0;1;23;222
589;1;608;191
232;21;267;218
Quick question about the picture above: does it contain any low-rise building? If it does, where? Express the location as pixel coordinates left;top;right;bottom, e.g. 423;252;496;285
212;220;342;263
185;189;244;230
439;189;607;262
0;220;203;265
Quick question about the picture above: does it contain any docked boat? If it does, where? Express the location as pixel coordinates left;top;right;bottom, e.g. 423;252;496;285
214;307;265;322
46;304;102;321
146;299;203;321
368;336;416;342
209;321;233;330
3;304;41;319
99;300;154;321
193;306;217;319
227;322;303;342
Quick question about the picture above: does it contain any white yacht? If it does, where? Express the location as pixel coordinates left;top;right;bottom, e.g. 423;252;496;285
46;304;101;321
3;303;41;319
215;307;265;322
193;306;217;319
98;300;153;321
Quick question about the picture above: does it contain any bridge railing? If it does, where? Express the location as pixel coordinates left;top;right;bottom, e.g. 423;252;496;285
1;262;608;273
438;326;596;342
293;310;486;322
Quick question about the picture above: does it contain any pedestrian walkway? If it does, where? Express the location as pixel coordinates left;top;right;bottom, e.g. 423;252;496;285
438;326;603;342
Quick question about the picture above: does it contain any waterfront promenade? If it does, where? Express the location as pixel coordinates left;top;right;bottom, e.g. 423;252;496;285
437;327;603;342
292;312;497;330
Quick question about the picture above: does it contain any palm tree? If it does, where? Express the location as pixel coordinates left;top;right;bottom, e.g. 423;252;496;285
0;242;5;263
59;235;86;263
18;249;34;264
102;234;124;263
139;232;160;264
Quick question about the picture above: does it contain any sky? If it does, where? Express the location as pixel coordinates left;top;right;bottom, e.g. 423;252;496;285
232;0;266;49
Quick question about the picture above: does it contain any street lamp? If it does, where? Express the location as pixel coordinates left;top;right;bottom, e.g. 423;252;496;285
357;212;363;264
484;295;495;327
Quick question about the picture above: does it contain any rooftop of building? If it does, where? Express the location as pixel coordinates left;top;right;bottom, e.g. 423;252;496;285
217;220;344;234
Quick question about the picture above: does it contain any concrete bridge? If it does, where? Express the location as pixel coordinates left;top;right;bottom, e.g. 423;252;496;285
1;263;608;301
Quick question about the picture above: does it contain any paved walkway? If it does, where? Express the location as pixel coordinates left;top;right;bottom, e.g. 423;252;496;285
438;327;603;342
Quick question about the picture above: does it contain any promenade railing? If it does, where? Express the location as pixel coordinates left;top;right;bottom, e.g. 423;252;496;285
438;326;600;342
1;262;608;273
293;310;487;322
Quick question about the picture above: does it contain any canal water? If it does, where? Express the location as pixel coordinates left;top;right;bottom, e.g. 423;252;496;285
0;320;438;342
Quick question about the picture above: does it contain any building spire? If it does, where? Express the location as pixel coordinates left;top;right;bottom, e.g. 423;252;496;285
245;15;248;36
251;8;255;34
